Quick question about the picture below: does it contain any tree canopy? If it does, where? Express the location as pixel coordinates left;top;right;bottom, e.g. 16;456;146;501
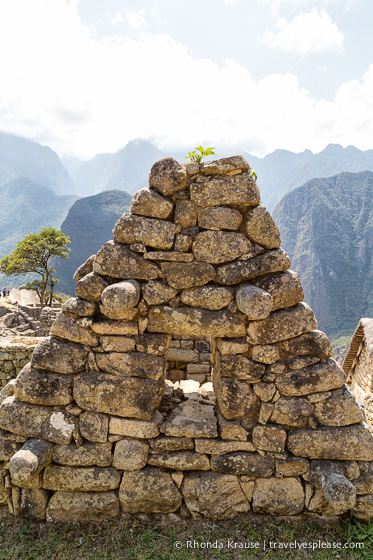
0;227;70;308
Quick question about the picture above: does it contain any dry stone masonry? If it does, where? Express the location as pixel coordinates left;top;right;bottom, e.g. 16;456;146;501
0;155;373;522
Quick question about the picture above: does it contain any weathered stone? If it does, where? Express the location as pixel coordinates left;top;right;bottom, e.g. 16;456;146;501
354;474;373;494
218;338;249;355
120;469;182;513
252;478;304;515
95;352;165;381
280;330;333;360
75;272;109;302
31;336;87;373
313;387;363;426
113;439;149;470
198;206;242;230
247;303;317;345
214;373;260;422
148;452;210;470
53;442;112;467
135;334;169;355
271;397;314;428
288;356;320;369
92;320;138;335
211;453;274;476
142;281;178;306
243;206;281;249
351;495;373;520
148;306;246;338
192;231;253;264
80;411;109;443
236;285;273;319
94;241;160;280
253;382;276;402
0;435;21;460
20;488;49;520
130;188;173;219
217;353;265;382
310;461;356;513
252;425;286;452
174;199;197;228
276;457;309;476
150;437;194;452
99;281;141;320
275;359;345;397
62;297;98;317
113;214;178;250
217;412;248;441
47;491;119;522
74;372;163;420
160;400;217;438
217;248;290;285
183;472;250;519
43;465;121;491
195;439;255;455
252;344;280;364
50;312;99;346
144;251;194;262
181;286;234;310
200;156;250;176
14;363;73;406
161;262;216;289
149;157;188;196
100;336;136;352
9;439;53;487
190;173;259;207
110;410;163;439
288;425;373;460
0;397;76;444
73;254;95;282
259;402;275;424
174;234;193;252
256;271;304;311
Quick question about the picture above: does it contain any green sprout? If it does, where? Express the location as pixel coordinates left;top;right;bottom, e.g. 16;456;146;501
185;146;215;164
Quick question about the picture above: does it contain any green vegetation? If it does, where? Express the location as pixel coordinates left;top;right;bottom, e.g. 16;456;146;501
0;515;371;560
185;146;215;163
0;227;70;309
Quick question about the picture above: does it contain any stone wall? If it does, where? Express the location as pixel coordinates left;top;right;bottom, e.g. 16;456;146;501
37;307;62;337
167;336;212;383
348;342;373;429
0;340;38;390
0;155;373;522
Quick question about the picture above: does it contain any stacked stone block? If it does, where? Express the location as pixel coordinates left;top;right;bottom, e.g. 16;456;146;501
0;341;37;389
0;155;373;521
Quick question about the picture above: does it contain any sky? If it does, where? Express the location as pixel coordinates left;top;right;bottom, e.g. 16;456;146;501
0;0;372;159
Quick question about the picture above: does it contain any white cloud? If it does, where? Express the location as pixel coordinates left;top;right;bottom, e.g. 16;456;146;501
0;0;371;160
263;9;344;54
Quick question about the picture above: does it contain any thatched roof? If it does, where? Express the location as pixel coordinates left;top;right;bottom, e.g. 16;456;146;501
343;318;373;375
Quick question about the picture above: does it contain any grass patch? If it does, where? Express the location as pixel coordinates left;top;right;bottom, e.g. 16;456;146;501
0;512;372;560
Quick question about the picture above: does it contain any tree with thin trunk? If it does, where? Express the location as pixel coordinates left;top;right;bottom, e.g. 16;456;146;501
0;227;70;309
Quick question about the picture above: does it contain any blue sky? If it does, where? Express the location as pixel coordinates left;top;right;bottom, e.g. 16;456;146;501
0;0;372;158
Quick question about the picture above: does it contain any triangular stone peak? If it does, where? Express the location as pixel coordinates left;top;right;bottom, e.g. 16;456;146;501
1;155;373;522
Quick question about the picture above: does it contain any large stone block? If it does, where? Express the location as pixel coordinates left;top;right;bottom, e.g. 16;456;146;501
75;272;109;302
119;469;182;513
279;330;333;360
20;488;49;521
130;188;173;219
213;372;259;422
100;336;136;352
10;439;53;487
243;206;281;249
14;363;73;406
32;339;84;379
43;465;121;491
74;372;163;420
109;411;163;439
100;281;141;320
148;306;246;338
190;173;260;207
247;303;317;345
256;271;304;311
50;312;99;346
181;286;234;310
79;411;109;443
252;478;304;515
62;297;98;317
160;400;217;438
150;436;194;452
216;354;265;382
271;397;314;428
113;214;178;250
182;472;250;519
91;320;138;336
198;206;242;230
192;231;253;264
53;442;112;467
200;156;250;176
135;334;170;355
113;439;149;470
73;254;95;282
287;425;373;460
149;157;188;196
147;452;210;471
313;387;363;426
216;248;290;285
94;241;161;280
95;352;165;381
211;453;274;476
47;491;119;522
275;359;345;396
0;397;76;444
236;285;273;320
161;262;216;289
142;281;178;305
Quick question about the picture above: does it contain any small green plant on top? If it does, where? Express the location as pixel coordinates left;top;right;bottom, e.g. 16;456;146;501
250;168;258;181
185;146;215;164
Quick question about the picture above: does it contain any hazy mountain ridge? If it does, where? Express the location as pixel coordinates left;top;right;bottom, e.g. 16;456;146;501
273;170;373;341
